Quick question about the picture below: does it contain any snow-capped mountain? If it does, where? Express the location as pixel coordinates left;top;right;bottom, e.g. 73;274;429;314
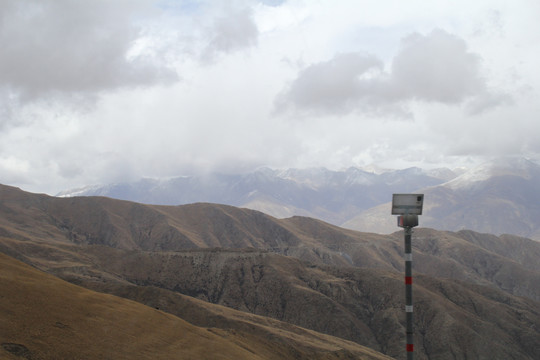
57;158;540;239
443;157;540;189
57;166;456;226
344;158;540;240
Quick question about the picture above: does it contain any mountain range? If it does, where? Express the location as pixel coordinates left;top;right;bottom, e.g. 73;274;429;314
57;165;455;224
346;157;540;239
57;157;540;240
1;183;540;359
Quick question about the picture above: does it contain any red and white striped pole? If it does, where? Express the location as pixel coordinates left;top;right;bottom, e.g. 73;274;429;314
404;225;414;359
392;194;423;360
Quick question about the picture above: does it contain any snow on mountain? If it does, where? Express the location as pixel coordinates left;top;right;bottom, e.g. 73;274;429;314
54;158;540;239
426;167;464;182
56;166;455;225
276;167;378;187
344;158;540;240
56;184;107;198
443;157;540;189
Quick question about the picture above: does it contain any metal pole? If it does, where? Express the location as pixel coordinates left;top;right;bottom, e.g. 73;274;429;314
404;226;413;359
392;194;422;359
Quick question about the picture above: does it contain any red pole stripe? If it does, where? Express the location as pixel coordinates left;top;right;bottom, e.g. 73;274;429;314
406;344;414;352
405;276;413;284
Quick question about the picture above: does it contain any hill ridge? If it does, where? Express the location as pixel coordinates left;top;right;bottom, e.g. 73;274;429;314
2;184;540;359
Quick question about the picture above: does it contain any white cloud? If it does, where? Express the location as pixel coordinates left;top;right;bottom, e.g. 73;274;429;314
391;29;485;103
0;0;539;194
274;52;386;115
276;29;511;117
200;7;259;62
0;0;178;103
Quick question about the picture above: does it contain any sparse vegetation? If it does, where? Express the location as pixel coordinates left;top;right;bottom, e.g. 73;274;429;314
1;184;540;359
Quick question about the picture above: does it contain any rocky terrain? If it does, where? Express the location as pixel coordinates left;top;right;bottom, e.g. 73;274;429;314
1;183;540;359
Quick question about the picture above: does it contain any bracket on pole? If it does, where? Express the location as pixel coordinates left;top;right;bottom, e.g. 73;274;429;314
398;215;418;228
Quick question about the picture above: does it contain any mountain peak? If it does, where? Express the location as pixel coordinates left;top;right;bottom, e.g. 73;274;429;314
444;157;540;189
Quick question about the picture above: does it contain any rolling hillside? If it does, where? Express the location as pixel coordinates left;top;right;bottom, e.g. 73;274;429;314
0;252;391;360
1;184;540;359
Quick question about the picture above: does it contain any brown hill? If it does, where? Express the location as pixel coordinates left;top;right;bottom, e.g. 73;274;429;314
2;237;540;359
2;184;540;359
0;251;391;360
62;247;540;359
3;183;540;302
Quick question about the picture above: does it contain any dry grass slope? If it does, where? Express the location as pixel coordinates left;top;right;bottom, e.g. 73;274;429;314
0;252;391;360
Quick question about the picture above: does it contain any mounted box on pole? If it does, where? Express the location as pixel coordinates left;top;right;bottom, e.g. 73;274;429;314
391;194;424;215
392;193;424;360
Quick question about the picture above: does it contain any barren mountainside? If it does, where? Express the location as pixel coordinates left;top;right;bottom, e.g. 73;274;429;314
1;184;540;359
0;252;390;360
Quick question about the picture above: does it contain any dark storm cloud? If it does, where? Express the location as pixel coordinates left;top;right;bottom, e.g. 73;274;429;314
276;29;510;116
0;0;178;101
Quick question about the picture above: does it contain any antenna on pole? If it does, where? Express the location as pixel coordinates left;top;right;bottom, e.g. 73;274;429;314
392;194;424;360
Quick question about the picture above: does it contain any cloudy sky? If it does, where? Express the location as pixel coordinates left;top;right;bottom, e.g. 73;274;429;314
1;0;539;195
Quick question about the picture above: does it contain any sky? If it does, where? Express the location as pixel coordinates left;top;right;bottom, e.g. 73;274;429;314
1;0;539;195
